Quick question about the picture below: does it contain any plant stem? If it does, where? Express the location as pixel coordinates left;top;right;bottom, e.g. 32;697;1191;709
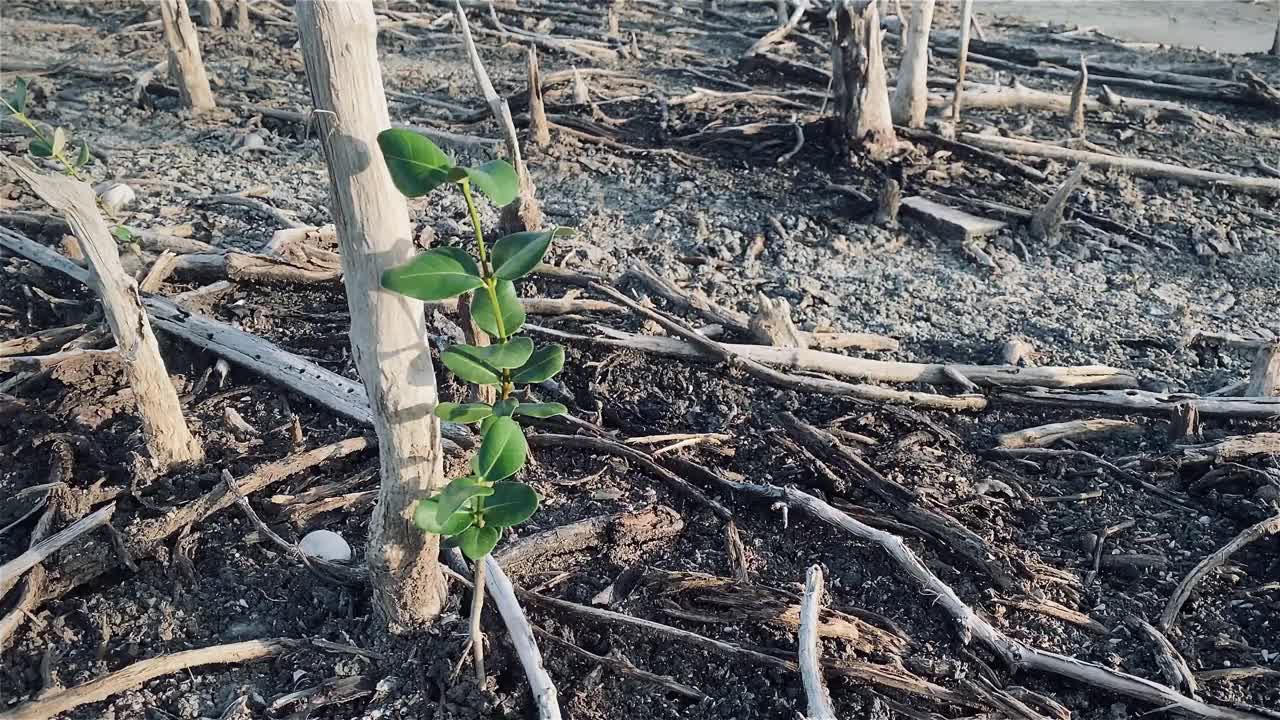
459;179;513;400
470;556;488;683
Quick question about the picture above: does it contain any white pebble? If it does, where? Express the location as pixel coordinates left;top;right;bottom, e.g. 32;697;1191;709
299;529;352;562
96;182;136;213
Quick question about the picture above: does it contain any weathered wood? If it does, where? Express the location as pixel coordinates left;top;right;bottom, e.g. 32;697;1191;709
196;0;222;28
1159;513;1280;631
527;47;551;147
901;196;1006;241
1069;55;1088;136
1030;164;1089;244
482;555;563;720
889;0;934;127
495;506;685;576
958;133;1280;196
297;0;446;631
831;0;897;159
1180;433;1280;463
798;565;838;720
950;0;974;121
999;387;1280;419
0;503;115;599
749;293;807;348
2;158;204;471
158;0;216;113
997;419;1140;449
874;178;901;227
236;0;251;32
1245;343;1280;396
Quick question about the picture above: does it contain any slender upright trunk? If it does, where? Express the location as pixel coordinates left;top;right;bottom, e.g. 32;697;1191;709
950;0;974;122
830;0;896;159
890;0;935;127
296;0;447;631
158;0;216;113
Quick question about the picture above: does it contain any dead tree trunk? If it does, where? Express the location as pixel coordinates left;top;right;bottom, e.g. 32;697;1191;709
296;0;447;632
830;0;897;159
1246;343;1280;396
1069;55;1089;137
197;0;223;28
1;159;204;472
889;0;935;127
950;0;974;122
236;0;251;32
158;0;216;113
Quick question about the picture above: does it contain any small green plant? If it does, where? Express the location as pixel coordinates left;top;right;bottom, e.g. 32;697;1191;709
2;79;93;178
377;127;569;559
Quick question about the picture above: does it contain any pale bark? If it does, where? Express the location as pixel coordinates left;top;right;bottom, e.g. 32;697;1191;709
527;47;551;147
197;0;222;28
798;565;838;720
158;0;216;113
950;0;974;121
1245;343;1280;396
1;159;204;471
1069;55;1089;136
831;0;897;159
890;0;935;127
296;0;446;631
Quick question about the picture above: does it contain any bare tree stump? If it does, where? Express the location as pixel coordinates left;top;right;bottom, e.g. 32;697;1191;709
950;0;974;122
527;47;551;147
197;0;223;28
236;0;252;32
830;0;897;160
1169;401;1202;443
749;293;808;349
874;178;901;227
1070;55;1089;137
296;0;447;631
1;158;203;472
889;0;935;127
1246;343;1280;396
1030;164;1089;244
1273;0;1280;56
159;0;216;113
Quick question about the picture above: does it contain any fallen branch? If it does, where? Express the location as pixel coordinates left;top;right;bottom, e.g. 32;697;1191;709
1158;513;1280;631
494;505;685;576
744;0;809;57
0;639;293;720
997;387;1280;419
996;419;1140;449
532;324;1135;389
1030;164;1089;244
798;565;838;720
0;324;89;357
957;133;1280;196
483;555;562;720
0;349;117;374
1127;615;1198;697
533;627;707;701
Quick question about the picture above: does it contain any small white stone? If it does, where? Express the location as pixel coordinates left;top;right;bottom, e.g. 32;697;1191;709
96;182;136;213
299;529;352;562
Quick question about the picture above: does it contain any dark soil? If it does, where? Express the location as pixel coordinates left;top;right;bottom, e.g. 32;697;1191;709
2;1;1279;719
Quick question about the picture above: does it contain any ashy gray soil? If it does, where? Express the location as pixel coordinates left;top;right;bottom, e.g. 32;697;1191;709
1;1;1279;720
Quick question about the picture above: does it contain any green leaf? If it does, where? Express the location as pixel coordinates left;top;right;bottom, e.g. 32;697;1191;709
29;138;52;157
460;159;519;207
512;344;565;384
436;475;493;525
483;482;538;528
474;336;533;369
110;226;135;243
475;417;527;482
493;398;518;417
51;127;65;156
457;525;500;560
5;78;28;114
414;497;475;535
435;402;493;423
377;128;453;197
490;228;569;281
480;415;498;435
473;280;525;337
441;344;502;385
381;247;483;301
74;141;91;168
513;402;568;418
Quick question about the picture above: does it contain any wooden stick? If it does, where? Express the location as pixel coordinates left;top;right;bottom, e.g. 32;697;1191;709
798;565;837;720
1030;164;1089;244
584;284;986;411
957;133;1280;196
1069;55;1089;137
483;556;562;720
950;0;974;121
744;0;809;57
997;387;1280;419
158;0;216;112
455;1;541;232
0;639;293;720
0;349;117;374
996;419;1139;449
1127;615;1198;697
533;324;1136;390
889;0;934;127
0;503;114;599
685;469;1269;720
1158;513;1280;631
494;505;684;576
2;158;204;470
0;323;89;357
527;47;551;147
297;0;447;630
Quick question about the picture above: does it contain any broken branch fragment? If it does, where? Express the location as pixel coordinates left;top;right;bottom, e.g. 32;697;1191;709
900;196;1007;242
1030;164;1089;244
